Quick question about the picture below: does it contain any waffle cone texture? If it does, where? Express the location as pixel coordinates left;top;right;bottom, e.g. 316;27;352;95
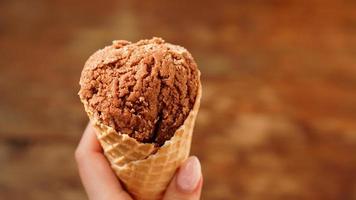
80;82;202;200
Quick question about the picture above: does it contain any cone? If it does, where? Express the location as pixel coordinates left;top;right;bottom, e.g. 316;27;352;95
81;81;202;200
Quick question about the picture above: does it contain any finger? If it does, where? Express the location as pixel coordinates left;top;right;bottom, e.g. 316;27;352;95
163;156;203;200
75;123;132;200
77;122;102;152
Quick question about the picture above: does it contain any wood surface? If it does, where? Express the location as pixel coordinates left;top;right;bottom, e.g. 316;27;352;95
1;0;356;199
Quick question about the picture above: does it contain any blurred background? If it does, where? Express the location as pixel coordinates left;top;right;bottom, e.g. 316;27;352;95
1;0;356;199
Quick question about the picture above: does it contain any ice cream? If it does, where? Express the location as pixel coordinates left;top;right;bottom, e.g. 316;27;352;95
79;37;199;146
78;37;202;200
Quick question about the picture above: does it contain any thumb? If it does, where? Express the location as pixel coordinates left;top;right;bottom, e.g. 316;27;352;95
163;156;203;200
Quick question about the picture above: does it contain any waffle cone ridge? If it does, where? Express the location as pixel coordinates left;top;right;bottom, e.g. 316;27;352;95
81;83;202;200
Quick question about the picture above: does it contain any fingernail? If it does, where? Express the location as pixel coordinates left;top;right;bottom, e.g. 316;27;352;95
176;156;202;193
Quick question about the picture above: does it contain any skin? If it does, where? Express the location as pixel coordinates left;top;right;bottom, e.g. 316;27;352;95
75;123;203;200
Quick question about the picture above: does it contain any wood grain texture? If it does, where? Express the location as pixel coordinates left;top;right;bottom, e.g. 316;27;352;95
1;0;356;199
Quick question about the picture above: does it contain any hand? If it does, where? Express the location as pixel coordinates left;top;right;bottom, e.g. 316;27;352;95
75;123;203;200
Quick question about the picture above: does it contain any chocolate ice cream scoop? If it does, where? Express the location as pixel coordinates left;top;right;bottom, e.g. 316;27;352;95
79;38;199;146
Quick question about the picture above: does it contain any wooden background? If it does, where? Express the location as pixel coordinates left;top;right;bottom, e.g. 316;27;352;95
1;0;356;199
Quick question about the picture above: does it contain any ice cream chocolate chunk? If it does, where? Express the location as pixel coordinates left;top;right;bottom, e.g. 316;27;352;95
79;38;199;146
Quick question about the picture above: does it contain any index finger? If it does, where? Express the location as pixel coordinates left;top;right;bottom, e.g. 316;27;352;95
75;122;132;200
77;122;102;153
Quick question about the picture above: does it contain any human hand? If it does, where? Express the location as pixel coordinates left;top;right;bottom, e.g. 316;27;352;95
75;123;203;200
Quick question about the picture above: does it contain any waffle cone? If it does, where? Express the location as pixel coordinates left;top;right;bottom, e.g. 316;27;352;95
81;83;202;200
